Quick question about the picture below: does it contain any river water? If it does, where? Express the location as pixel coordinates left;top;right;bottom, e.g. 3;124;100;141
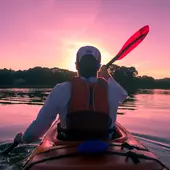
0;88;170;169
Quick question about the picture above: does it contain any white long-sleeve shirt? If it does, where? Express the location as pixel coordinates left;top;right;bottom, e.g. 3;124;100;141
22;77;128;143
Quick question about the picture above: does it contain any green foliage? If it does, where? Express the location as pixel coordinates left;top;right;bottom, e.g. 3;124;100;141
0;67;76;87
0;65;170;92
109;64;170;91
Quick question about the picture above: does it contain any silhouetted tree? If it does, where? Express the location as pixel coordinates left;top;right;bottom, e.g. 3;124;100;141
109;65;139;92
0;65;169;93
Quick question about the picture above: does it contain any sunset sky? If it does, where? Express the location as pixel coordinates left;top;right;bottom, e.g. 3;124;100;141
0;0;170;78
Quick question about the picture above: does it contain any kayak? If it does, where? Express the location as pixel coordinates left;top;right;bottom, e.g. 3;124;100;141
22;119;168;170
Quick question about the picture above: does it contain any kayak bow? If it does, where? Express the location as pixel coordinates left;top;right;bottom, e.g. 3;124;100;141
22;119;169;170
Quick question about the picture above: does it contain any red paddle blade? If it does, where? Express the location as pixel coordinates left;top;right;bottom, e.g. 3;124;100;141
117;25;149;60
106;25;150;68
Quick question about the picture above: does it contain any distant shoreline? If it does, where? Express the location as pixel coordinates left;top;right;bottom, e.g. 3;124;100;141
0;66;170;91
0;85;54;89
0;85;170;90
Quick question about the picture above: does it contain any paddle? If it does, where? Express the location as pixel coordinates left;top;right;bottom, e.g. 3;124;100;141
1;141;19;155
106;25;150;68
1;25;150;155
1;133;22;155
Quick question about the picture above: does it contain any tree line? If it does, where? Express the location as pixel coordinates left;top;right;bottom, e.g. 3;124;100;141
0;65;169;93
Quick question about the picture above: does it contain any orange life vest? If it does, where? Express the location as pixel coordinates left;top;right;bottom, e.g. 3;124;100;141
67;77;109;114
63;77;112;140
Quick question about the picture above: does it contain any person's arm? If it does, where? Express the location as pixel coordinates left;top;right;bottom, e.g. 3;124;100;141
98;65;128;102
21;85;60;143
98;65;128;128
107;77;128;103
98;65;111;80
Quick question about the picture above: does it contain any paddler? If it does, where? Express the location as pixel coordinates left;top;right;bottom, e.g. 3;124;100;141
14;45;128;143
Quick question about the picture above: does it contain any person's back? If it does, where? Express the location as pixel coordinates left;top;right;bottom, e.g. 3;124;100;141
14;46;128;143
62;76;111;140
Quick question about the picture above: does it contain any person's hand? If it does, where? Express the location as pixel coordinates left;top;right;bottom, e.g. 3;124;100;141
14;132;24;144
98;65;111;80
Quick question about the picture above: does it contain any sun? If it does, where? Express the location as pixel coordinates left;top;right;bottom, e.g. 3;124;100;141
62;40;113;71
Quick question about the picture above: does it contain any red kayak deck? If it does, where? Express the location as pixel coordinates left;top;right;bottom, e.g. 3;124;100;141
22;120;168;170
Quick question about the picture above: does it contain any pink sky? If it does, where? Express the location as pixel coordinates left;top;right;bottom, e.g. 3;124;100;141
0;0;170;79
